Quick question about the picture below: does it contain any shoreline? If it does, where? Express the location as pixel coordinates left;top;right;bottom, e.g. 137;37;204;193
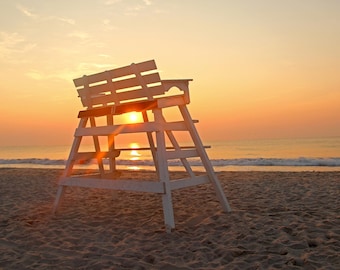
1;164;340;172
1;168;339;269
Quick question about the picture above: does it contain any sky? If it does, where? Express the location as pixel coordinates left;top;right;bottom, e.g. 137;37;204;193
1;0;340;146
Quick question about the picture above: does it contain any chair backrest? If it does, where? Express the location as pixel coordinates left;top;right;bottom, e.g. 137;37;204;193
74;60;164;108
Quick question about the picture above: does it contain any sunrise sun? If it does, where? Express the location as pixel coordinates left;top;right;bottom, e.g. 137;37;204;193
127;112;139;123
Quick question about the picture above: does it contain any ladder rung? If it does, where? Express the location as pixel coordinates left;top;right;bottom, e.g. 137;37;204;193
74;151;120;160
116;145;210;151
60;176;165;193
170;175;210;190
165;148;199;160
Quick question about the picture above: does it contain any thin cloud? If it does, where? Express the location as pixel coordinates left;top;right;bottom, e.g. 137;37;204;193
101;19;118;30
68;31;90;40
143;0;152;6
124;4;144;16
0;32;36;60
52;16;76;25
0;32;25;46
25;68;78;82
16;4;75;25
98;54;111;58
16;4;37;18
105;0;122;5
24;63;117;82
104;0;152;16
106;0;152;6
77;62;115;71
25;70;43;80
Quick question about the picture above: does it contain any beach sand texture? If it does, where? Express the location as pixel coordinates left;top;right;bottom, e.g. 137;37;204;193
0;168;339;269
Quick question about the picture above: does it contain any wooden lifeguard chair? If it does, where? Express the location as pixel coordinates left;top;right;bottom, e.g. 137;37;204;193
53;60;231;232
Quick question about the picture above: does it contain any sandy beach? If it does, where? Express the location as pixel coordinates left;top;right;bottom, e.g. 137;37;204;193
0;168;339;269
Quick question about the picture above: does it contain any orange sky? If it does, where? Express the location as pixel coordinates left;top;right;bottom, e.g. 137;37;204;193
1;0;340;146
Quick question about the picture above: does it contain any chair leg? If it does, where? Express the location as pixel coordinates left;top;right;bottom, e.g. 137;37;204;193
52;185;65;213
179;105;231;212
161;191;175;233
158;134;175;231
89;117;105;175
154;109;175;231
142;111;159;175
53;118;87;213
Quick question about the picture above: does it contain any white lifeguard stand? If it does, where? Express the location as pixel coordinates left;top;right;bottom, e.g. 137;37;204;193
53;60;231;232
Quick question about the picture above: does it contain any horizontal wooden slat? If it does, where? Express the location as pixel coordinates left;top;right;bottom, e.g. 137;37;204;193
78;100;158;118
73;60;194;109
116;146;210;151
116;84;163;101
77;72;162;100
163;121;195;131
77;83;111;98
60;177;165;193
170;175;210;190
106;60;157;81
73;60;157;87
75;122;160;136
74;73;106;88
165;149;199;160
73;151;121;160
114;72;161;91
87;85;164;107
77;96;196;117
156;95;189;107
78;106;114;118
75;121;190;137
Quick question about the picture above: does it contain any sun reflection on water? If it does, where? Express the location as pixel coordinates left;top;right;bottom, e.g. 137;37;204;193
128;142;141;170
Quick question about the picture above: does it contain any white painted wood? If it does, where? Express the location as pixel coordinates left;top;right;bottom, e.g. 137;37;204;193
161;79;192;103
52;186;65;214
54;59;231;232
170;175;210;190
156;95;188;107
106;113;116;172
74;60;157;87
60;177;165;193
77;72;161;98
75;121;190;137
154;108;175;232
142;111;159;176
53;117;88;213
115;145;207;152
74;151;120;160
179;105;231;212
89;117;105;176
75;60;163;107
86;85;164;107
165;148;199;160
75;122;159;136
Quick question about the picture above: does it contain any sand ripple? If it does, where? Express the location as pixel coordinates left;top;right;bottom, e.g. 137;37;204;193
0;169;339;269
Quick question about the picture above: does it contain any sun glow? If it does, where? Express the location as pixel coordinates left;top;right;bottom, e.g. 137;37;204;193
130;149;141;161
129;143;141;159
127;112;139;123
130;142;140;149
128;142;141;170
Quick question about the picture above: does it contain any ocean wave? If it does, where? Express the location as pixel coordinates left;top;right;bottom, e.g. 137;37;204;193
0;158;66;166
1;157;340;167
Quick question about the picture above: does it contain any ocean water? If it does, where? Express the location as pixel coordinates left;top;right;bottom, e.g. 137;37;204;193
0;137;339;172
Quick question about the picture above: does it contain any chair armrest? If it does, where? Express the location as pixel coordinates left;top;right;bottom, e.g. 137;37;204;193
161;79;193;103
